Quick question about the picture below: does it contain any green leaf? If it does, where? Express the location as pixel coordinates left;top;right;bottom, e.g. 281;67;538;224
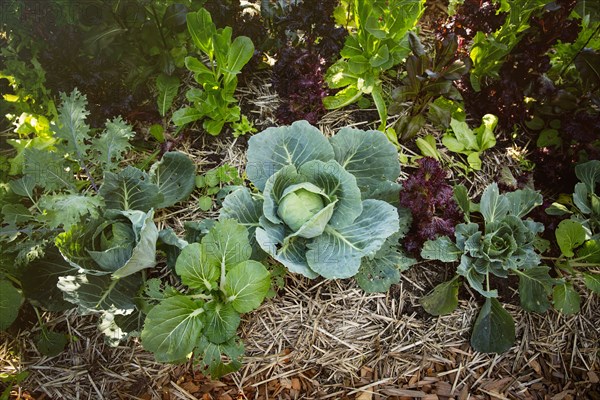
172;107;204;126
370;44;390;67
466;152;482;171
219;188;263;233
323;87;362;109
141;295;204;362
203;302;240;344
555;219;587;258
516;266;554;313
480;183;509;223
421;236;461;262
415;135;441;160
470;298;515;353
0;280;23;330
329;127;401;198
536;129;562;147
23;148;73;191
149;152;196;208
448;118;477;151
306;199;399;279
199;196;213;211
453;184;471;219
474;114;497;151
175;243;219;292
186;9;216;56
224;36;254;81
36;330;68;357
39;194;103;230
52;89;91;160
575;160;600;194
504;189;543;218
99;167;162;212
202;219;252;268
195;336;244;378
553;282;581;314
112;210;159;279
224;260;270;313
420;278;460;316
577;239;600;263
246;121;335;191
8;176;35;198
156;74;180;117
583;273;600;294
93;117;134;172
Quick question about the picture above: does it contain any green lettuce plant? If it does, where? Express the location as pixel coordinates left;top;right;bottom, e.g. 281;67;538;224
324;0;425;130
172;8;254;135
544;160;600;313
141;219;271;378
220;120;414;292
420;183;550;353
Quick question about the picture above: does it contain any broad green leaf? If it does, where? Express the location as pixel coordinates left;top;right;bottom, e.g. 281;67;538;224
306;199;399;279
1;204;32;226
583;273;600;294
329;127;401;198
325;61;358;89
322;87;362;109
36;330;68;357
99;167;162;212
172;106;204;126
416;135;441;160
471;298;515;353
9;176;35;198
555;219;586;257
420;278;460;316
93;117;134;172
516;266;554;313
466;152;482;171
187;9;216;56
58;273;142;314
39;194;103;230
448;118;477;151
149;152;196;208
156;74;180;117
474;114;497;151
199;196;213;211
196;336;244;379
553;282;581;314
299;160;362;229
246;121;335;191
224;260;270;313
203;302;240;344
175;243;219;292
112;210;159;279
480;183;509;223
219;187;263;250
224;36;254;82
577;239;600;263
453;184;471;219
370;44;390;67
23;148;73;191
255;217;317;278
355;239;414;293
421;236;461;262
505;189;543;218
52;89;91;160
575;159;600;196
202;219;251;269
0;280;23;330
141;295;204;362
573;183;592;214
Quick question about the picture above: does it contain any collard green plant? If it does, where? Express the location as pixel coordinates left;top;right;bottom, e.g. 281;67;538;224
220;120;414;292
390;32;470;141
420;183;550;353
324;0;425;130
141;219;270;377
172;8;254;135
545;160;600;312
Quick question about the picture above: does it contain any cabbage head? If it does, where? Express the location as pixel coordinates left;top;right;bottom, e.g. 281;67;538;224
220;121;409;282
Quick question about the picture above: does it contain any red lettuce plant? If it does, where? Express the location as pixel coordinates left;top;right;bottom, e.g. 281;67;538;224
399;158;462;254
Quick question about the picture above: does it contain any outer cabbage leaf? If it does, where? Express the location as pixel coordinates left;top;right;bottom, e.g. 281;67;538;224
246;120;335;191
100;167;163;212
149;152;196;208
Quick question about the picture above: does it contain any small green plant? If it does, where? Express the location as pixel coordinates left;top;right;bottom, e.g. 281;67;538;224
544;160;600;313
324;0;425;130
141;219;271;377
421;183;550;353
196;164;244;211
172;8;254;135
220;120;414;292
441;114;498;171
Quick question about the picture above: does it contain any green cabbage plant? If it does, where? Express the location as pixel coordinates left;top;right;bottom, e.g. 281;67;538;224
220;120;413;292
421;183;550;353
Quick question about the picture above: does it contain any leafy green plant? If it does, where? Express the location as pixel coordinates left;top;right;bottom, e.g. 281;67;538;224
389;32;470;141
421;183;550;353
0;89;196;337
220;120;414;292
141;219;270;377
323;0;425;130
172;8;254;135
442;114;498;171
196;164;244;211
544;160;600;313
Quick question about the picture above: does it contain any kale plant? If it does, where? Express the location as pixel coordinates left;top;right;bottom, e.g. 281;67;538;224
220;120;414;292
420;183;550;353
399;158;462;254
